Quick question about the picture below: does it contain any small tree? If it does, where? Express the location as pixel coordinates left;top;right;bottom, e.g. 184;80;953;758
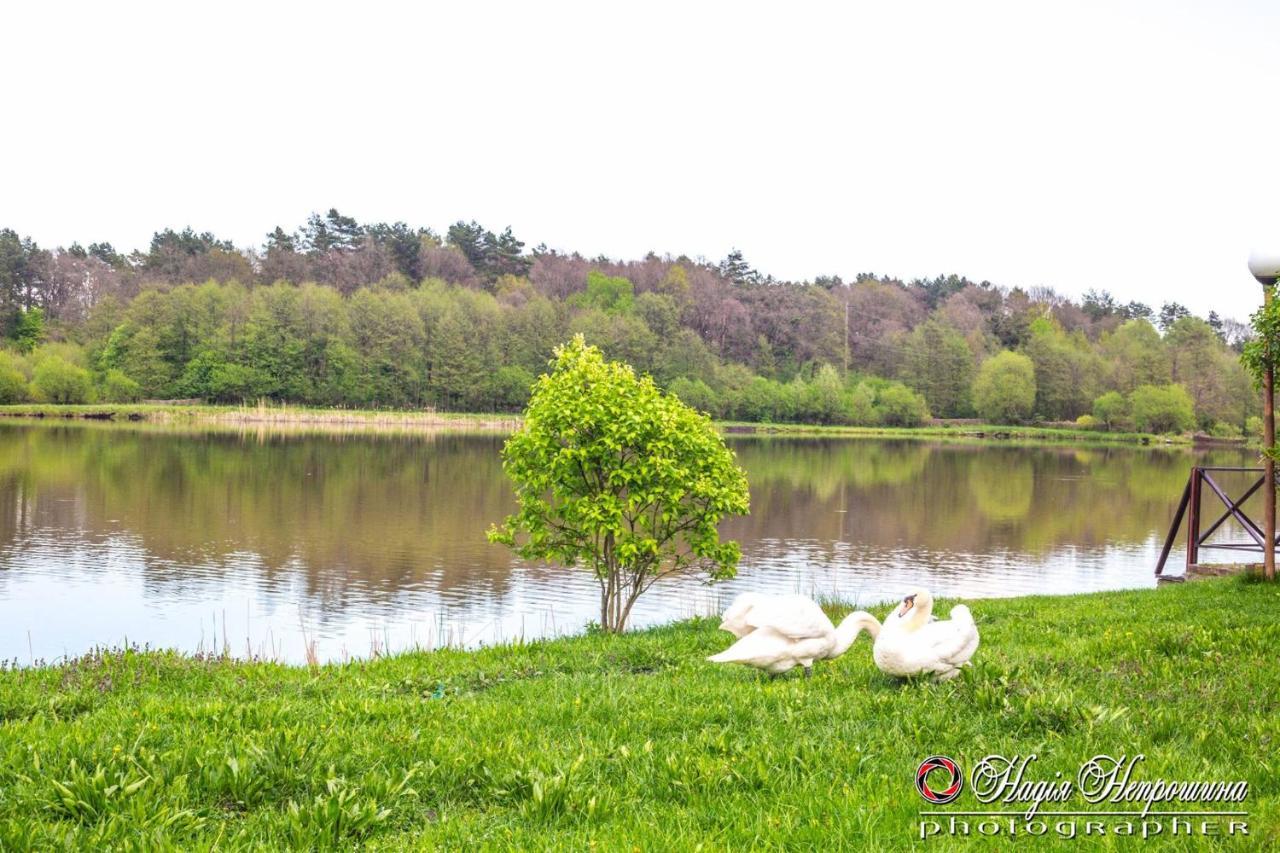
972;351;1036;423
1128;384;1195;434
13;307;44;354
1092;391;1129;431
31;357;94;404
488;336;750;633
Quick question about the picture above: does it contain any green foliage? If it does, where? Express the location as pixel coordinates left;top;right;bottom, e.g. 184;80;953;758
873;382;930;426
488;365;535;411
1024;320;1098;420
31;357;94;404
847;382;878;425
1127;383;1195;434
574;271;635;314
667;377;719;415
488;336;750;632
100;369;142;403
900;319;974;417
0;351;28;402
13;307;45;353
1091;390;1128;431
972;350;1036;423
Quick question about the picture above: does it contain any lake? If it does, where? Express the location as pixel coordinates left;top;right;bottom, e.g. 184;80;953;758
0;422;1260;664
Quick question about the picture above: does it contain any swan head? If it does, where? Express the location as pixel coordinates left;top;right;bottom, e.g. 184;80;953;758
897;587;933;619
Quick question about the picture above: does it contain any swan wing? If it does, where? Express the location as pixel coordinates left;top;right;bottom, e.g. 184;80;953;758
743;595;834;640
917;605;979;672
719;592;768;638
707;626;794;667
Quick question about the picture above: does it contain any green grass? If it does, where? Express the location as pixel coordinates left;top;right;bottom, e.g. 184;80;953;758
0;579;1275;849
0;402;1184;446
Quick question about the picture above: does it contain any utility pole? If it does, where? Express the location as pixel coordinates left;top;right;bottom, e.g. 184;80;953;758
1249;251;1280;581
843;298;850;375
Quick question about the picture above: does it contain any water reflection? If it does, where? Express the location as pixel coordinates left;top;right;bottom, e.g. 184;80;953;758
0;423;1260;664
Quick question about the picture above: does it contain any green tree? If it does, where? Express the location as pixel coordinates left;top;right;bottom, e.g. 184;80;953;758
848;382;878;425
488;336;749;632
900;319;974;417
575;271;635;314
100;369;142;402
1091;391;1129;431
668;377;720;415
1100;319;1169;392
972;351;1036;423
31;357;94;403
875;382;930;426
13;307;45;353
1023;318;1098;420
1128;384;1195;434
0;352;27;402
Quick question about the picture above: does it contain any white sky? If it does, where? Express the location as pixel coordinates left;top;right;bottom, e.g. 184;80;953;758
3;1;1279;320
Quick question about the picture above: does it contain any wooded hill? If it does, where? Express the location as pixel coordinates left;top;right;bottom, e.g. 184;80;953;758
0;212;1256;433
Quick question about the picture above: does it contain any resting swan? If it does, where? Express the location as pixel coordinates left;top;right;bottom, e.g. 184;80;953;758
852;588;979;681
707;593;879;677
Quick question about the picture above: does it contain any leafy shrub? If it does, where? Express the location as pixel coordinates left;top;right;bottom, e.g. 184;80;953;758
972;351;1036;423
1075;414;1100;430
668;377;720;416
31;357;94;404
1207;421;1243;439
847;382;879;425
1128;384;1195;434
1091;391;1129;431
875;383;930;426
100;369;142;403
0;352;28;403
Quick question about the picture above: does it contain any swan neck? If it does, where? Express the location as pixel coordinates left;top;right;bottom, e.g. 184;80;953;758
833;611;880;656
905;596;933;632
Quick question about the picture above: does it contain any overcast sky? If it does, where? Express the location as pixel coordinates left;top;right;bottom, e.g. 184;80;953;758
4;1;1278;320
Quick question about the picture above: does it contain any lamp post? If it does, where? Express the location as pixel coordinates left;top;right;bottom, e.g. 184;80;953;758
1249;250;1280;581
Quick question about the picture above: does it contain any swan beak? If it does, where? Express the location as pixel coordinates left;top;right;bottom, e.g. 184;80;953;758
898;594;916;617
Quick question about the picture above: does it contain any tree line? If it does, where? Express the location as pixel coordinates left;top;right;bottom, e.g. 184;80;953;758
0;212;1258;433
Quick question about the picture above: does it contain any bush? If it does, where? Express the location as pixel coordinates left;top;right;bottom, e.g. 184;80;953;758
972;351;1036;424
31;357;94;404
668;377;720;416
489;365;535;411
1128;384;1195;434
1207;421;1243;439
0;351;28;403
875;383;930;426
1091;390;1129;431
0;364;27;402
100;369;142;403
847;383;879;425
1075;414;1100;430
1247;415;1263;440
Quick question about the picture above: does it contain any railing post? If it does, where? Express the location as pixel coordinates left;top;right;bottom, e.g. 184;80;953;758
1186;467;1201;571
1156;475;1191;576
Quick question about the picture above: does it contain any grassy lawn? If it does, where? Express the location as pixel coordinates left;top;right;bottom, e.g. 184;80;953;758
0;578;1275;849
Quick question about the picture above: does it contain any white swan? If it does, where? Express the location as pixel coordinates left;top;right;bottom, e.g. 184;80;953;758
862;588;979;681
707;593;879;677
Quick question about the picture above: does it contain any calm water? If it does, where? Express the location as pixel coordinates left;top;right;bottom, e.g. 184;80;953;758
0;422;1260;664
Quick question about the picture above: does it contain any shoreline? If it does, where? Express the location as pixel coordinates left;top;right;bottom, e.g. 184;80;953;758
0;402;1206;447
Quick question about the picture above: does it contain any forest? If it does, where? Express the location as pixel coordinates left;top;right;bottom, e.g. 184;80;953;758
0;211;1258;434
